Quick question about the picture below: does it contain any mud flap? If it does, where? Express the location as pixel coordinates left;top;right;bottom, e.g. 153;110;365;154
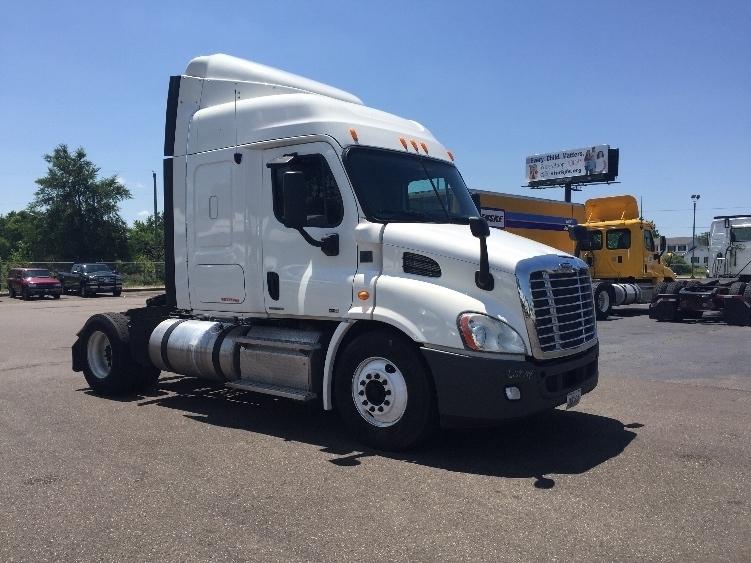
723;297;751;326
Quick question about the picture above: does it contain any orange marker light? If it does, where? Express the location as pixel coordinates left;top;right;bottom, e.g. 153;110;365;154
410;140;419;151
447;150;455;161
400;137;408;150
357;290;370;301
349;128;359;142
420;142;429;154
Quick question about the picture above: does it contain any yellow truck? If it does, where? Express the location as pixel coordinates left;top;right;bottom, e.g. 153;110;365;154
473;191;675;319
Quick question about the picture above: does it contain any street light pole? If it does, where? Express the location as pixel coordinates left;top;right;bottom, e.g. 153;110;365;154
690;194;700;279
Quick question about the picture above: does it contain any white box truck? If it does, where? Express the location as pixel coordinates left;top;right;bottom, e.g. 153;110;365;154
72;54;599;450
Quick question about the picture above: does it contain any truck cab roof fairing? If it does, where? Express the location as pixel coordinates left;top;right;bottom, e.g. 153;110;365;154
185;54;363;106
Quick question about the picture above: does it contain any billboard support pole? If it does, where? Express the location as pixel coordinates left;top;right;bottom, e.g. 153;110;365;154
564;182;572;203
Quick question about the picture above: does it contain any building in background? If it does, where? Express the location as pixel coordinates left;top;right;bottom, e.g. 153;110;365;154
666;236;710;265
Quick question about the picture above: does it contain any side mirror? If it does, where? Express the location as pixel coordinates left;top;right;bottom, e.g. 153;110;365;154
469;216;490;238
468;217;493;291
281;171;307;229
568;226;594;249
659;236;667;252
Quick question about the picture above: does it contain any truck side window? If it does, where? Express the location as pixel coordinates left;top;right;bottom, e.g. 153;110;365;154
643;230;655;252
588;230;603;250
606;229;631;250
272;154;344;228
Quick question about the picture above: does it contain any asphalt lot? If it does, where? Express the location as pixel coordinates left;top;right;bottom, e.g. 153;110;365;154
0;292;749;562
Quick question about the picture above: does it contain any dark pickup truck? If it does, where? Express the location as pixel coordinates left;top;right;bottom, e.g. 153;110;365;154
58;263;123;297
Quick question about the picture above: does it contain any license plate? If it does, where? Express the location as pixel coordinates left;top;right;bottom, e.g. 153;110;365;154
566;388;582;409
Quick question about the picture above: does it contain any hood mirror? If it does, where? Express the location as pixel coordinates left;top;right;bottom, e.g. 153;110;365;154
469;216;494;291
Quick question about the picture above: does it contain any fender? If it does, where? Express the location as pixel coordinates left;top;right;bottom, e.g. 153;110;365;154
322;321;355;410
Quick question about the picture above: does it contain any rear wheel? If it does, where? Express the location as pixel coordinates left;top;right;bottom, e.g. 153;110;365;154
113;289;122;297
729;281;746;296
334;330;437;451
593;283;613;320
652;282;668;303
80;312;160;394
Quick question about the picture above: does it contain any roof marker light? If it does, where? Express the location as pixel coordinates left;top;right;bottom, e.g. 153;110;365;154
447;150;455;161
400;137;408;150
410;140;419;152
349;128;359;142
357;290;370;301
420;142;429;154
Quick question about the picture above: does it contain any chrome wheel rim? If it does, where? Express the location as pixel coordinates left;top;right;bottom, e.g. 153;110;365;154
87;330;112;380
597;290;610;312
352;357;408;428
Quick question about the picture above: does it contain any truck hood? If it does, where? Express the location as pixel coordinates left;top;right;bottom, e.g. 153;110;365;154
382;223;571;274
25;276;59;284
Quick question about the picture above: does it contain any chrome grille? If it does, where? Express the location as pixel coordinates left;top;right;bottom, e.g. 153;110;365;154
529;267;596;353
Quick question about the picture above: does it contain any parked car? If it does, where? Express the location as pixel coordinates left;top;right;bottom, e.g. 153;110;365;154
58;263;123;297
6;267;63;300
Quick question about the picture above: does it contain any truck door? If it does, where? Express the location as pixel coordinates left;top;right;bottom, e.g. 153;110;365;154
261;142;358;318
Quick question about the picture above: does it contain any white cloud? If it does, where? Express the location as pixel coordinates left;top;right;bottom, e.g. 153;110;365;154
137;210;150;217
116;175;145;190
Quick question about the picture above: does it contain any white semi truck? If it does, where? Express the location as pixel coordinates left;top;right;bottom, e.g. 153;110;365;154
650;214;751;325
72;54;599;450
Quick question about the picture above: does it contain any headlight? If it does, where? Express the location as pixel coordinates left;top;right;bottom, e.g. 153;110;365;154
458;313;527;354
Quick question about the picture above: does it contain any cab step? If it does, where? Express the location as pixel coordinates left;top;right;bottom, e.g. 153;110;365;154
225;379;317;401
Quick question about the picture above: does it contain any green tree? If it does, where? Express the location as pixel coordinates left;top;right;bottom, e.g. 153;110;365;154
697;231;710;247
128;212;164;262
31;144;131;260
0;210;41;260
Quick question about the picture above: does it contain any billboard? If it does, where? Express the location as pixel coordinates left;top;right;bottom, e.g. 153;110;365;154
526;145;619;186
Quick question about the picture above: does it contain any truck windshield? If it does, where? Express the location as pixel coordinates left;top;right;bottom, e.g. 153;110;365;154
24;269;51;278
84;264;112;272
343;147;478;223
731;227;751;242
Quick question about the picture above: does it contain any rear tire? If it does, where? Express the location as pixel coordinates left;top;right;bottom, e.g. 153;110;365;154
53;294;60;300
113;289;122;297
80;313;136;394
334;330;437;451
729;281;746;296
652;282;668;303
79;313;160;395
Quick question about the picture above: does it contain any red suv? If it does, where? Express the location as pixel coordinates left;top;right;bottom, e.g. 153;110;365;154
6;268;62;300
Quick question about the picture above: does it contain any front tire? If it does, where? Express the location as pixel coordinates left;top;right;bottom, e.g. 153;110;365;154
113;289;122;297
334;330;437;451
9;285;16;298
79;283;89;298
593;283;613;320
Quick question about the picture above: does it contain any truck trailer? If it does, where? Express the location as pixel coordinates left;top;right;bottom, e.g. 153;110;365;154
475;191;674;320
649;214;751;325
72;54;599;451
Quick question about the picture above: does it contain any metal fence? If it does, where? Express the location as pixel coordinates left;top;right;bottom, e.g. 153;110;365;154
0;261;165;288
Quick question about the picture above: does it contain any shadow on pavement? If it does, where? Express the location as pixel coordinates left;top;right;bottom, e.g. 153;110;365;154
83;376;638;487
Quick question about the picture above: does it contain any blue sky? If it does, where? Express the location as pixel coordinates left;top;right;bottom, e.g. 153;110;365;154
1;0;749;235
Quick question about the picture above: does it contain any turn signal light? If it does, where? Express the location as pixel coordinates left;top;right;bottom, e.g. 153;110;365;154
357;290;370;301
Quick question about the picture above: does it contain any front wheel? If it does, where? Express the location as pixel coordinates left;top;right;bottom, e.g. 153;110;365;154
79;283;88;298
593;283;612;320
113;289;122;297
334;330;437;451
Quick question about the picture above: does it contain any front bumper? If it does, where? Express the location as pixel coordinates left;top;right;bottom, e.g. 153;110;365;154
27;286;62;296
86;282;122;292
422;344;599;426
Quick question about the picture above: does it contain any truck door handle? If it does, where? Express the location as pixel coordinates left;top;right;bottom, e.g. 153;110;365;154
267;272;280;301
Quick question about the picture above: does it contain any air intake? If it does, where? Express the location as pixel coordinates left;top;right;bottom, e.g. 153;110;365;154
403;252;441;278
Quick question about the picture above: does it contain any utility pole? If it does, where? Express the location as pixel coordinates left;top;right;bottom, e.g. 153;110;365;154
691;194;700;279
152;171;158;220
